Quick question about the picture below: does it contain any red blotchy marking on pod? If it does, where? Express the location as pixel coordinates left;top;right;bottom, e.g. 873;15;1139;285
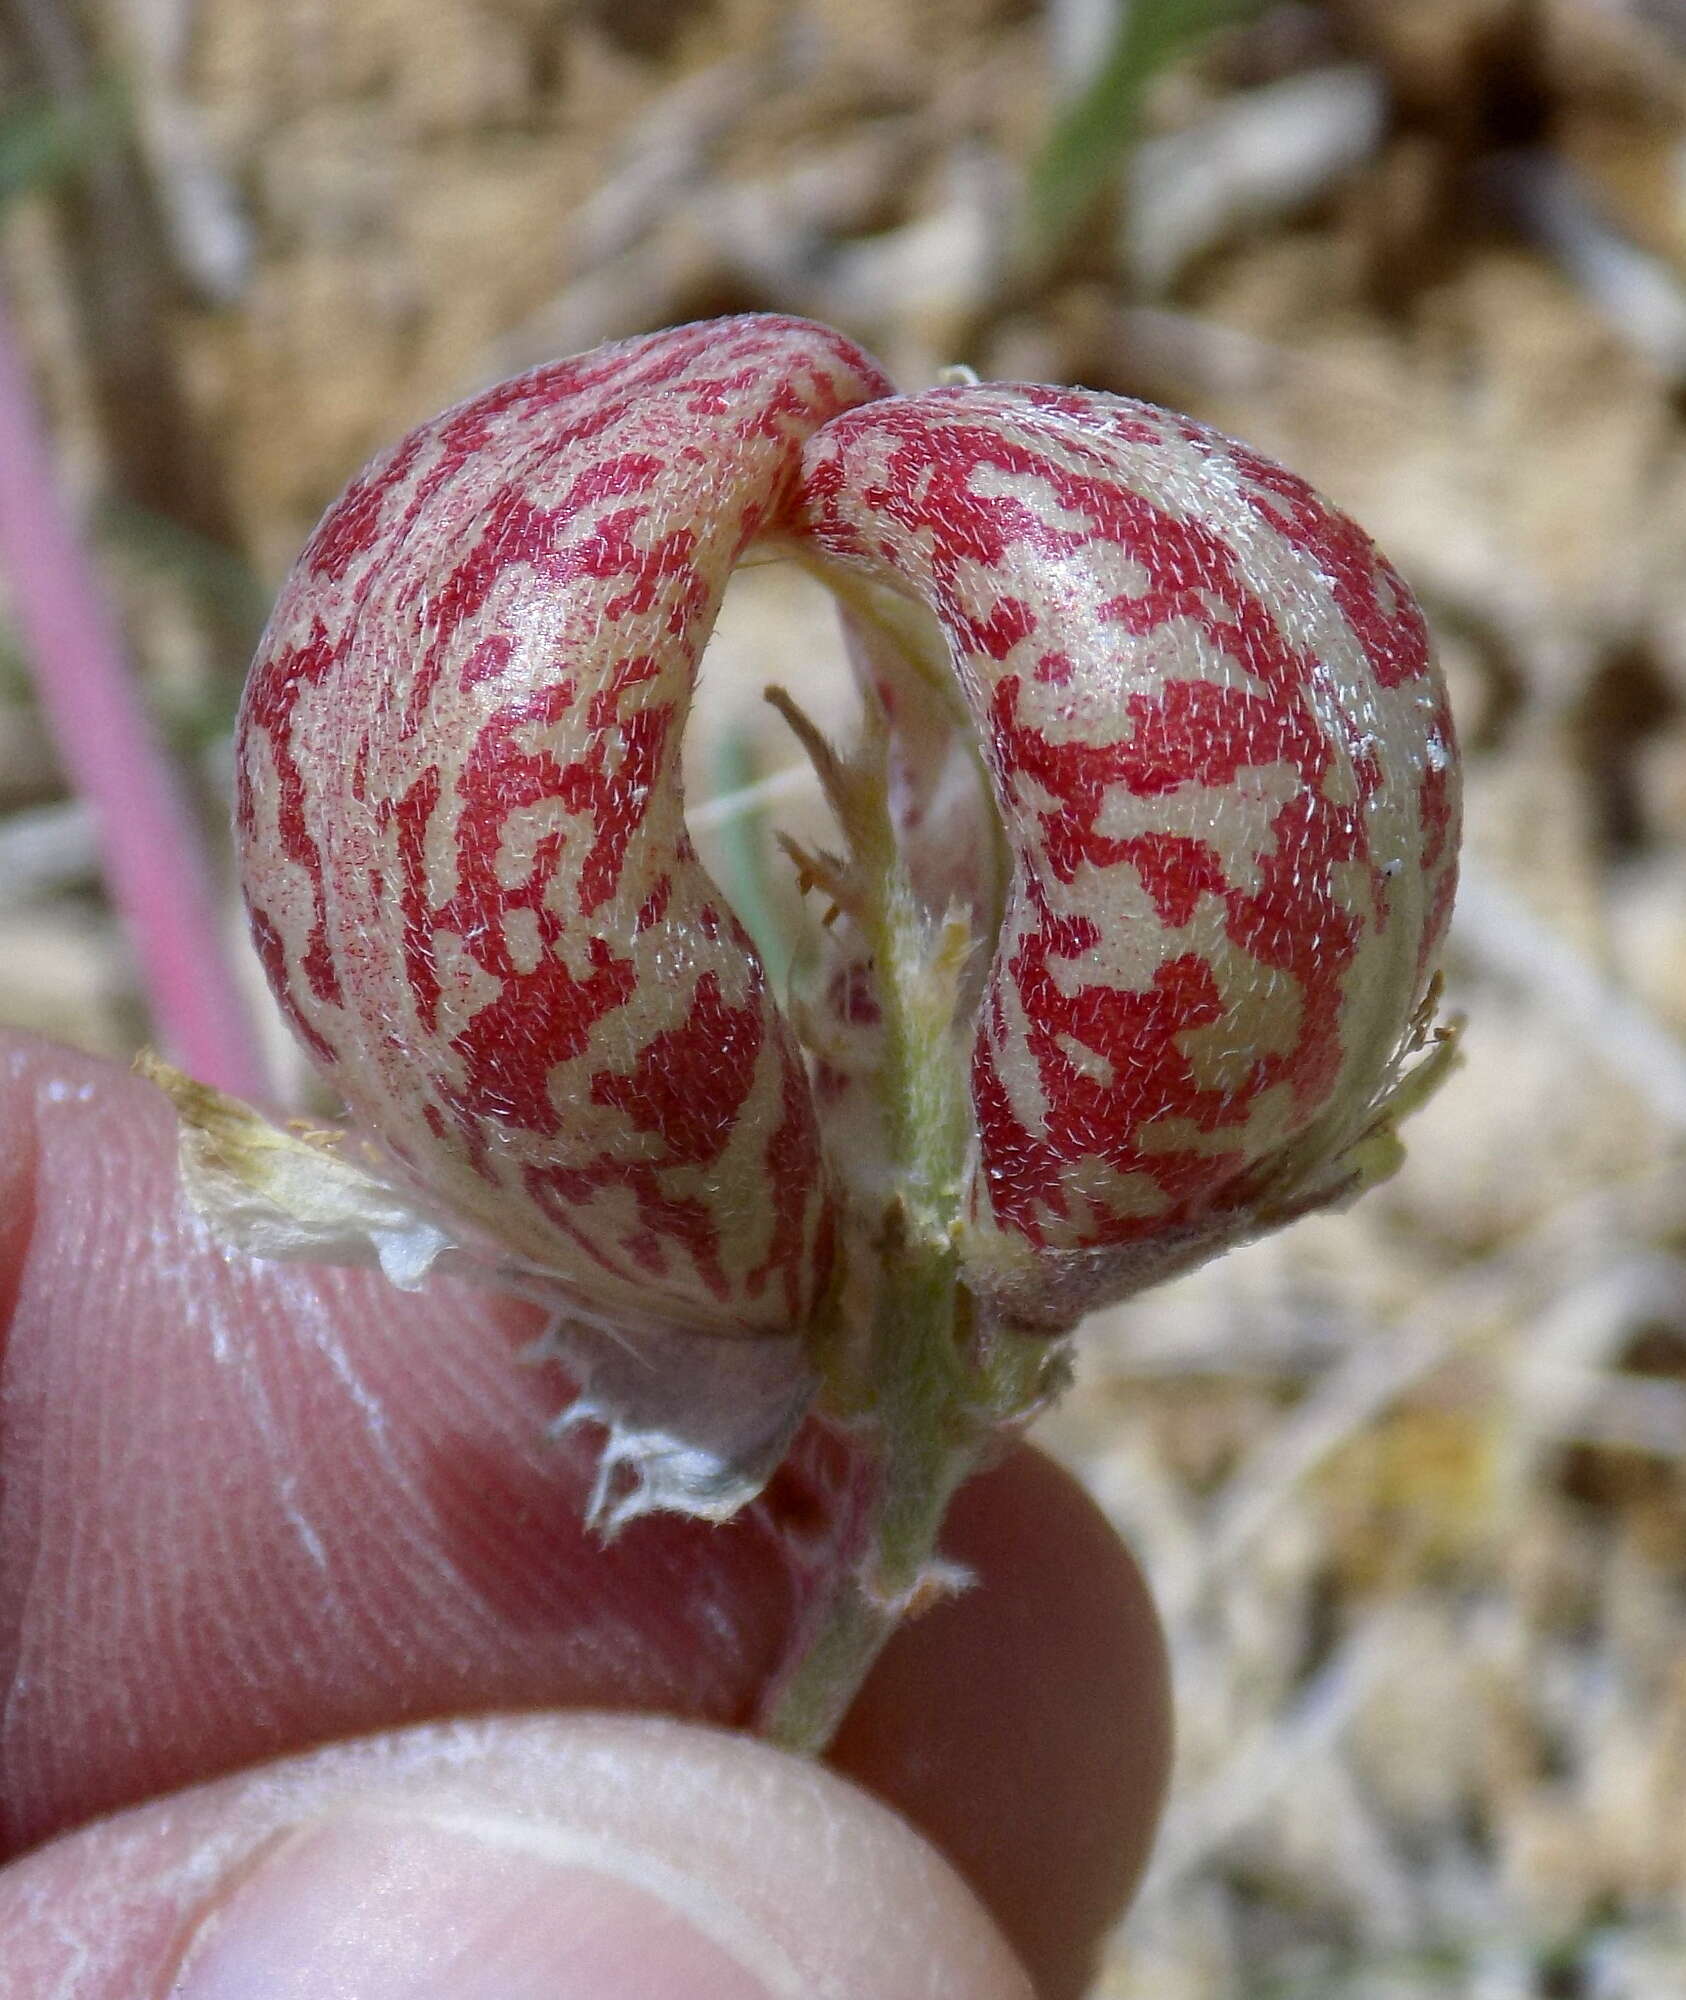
564;653;674;917
460;633;514;690
813;1060;851;1105
604;526;706;632
248;908;337;1065
413;671;660;1149
515;968;805;1314
1214;431;1432;692
517;1168;647;1281
1219;783;1362;1108
1017;383;1167;444
401;487;562;734
988;672;1324;879
401;455;671;737
1116;832;1229;929
995;662;1365;1131
445;933;637;1144
568;698;675;917
590;970;764;1166
305;430;426;583
1417;723;1457;875
826;962;883;1027
972;895;1249;1249
524;1159;732;1303
968;595;1038;662
748;1038;832;1320
389;765;443;1034
439;678;578;959
613;1185;730;1299
239;622;345;1010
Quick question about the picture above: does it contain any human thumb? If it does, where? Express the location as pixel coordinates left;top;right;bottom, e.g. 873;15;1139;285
0;1712;1035;1998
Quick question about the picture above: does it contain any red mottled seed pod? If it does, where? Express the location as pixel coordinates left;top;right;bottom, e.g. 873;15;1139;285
796;385;1458;1327
237;314;1457;1360
237;317;891;1338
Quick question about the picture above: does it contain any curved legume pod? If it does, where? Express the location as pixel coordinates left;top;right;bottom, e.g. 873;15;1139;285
794;384;1459;1330
236;316;892;1339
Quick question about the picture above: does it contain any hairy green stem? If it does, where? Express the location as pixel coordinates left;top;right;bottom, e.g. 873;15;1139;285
762;649;1007;1754
765;1208;981;1755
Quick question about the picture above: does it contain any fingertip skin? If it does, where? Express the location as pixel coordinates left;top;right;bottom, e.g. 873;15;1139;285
0;1033;1168;2000
0;1715;1038;2000
0;1030;802;1856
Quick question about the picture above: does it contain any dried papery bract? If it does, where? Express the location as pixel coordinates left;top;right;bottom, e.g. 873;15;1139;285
158;312;1459;1738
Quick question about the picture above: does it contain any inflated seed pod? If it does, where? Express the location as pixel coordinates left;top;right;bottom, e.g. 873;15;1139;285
236;311;1457;1377
236;316;892;1339
794;383;1459;1329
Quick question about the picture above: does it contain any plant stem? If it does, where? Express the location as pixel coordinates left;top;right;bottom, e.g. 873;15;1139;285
764;1204;982;1754
762;657;991;1754
0;294;265;1096
763;1565;891;1755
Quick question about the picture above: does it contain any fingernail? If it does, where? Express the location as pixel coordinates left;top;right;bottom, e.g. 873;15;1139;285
171;1809;785;1999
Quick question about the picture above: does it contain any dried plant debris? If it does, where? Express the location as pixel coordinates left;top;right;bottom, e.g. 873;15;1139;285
4;0;1686;1989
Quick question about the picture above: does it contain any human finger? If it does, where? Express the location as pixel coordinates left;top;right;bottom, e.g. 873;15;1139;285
0;1712;1037;1998
0;1030;1170;1991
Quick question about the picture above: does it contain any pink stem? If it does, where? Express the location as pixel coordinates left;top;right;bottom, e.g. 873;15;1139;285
0;290;266;1097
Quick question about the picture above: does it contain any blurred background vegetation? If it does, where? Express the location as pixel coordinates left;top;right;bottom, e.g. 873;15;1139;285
4;1;1686;1992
